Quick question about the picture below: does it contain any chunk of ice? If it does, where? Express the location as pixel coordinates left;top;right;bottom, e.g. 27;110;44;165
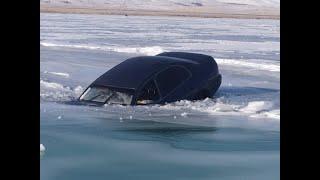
40;144;46;152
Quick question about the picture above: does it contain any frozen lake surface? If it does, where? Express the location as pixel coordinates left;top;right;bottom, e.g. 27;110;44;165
40;13;279;180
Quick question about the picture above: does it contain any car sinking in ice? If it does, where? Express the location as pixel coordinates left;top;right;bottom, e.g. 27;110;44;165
78;52;221;106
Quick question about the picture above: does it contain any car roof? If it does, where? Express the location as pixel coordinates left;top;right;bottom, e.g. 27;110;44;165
92;52;214;90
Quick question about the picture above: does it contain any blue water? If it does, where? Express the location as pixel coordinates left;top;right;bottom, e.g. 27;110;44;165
40;13;279;180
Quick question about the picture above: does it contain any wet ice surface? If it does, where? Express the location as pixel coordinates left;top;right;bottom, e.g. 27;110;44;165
40;13;279;180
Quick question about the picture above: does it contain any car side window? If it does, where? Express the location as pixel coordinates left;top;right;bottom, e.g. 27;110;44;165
155;66;191;97
136;80;160;105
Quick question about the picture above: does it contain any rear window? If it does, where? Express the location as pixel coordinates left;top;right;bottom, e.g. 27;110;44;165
155;66;191;97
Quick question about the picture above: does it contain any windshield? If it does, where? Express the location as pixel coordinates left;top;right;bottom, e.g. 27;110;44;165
79;86;133;105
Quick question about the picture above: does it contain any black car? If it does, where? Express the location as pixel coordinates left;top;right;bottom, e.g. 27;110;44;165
78;52;221;106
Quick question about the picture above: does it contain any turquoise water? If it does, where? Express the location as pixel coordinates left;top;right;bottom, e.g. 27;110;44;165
41;103;279;180
40;13;279;179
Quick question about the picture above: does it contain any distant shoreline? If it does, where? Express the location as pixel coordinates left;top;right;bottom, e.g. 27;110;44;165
40;6;280;20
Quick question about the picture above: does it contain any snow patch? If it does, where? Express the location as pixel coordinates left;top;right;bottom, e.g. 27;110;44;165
44;71;70;78
216;58;280;72
41;42;164;56
40;79;66;90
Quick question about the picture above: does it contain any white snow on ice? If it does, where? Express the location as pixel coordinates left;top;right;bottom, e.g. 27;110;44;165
40;42;164;56
43;71;70;78
216;58;279;72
